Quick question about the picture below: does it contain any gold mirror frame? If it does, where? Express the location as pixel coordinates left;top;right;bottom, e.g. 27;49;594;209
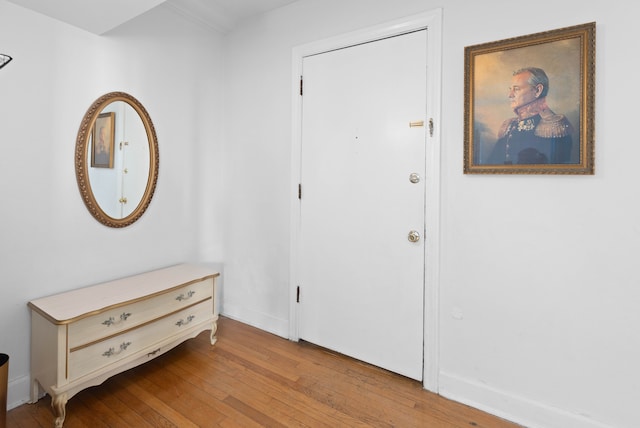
75;92;159;227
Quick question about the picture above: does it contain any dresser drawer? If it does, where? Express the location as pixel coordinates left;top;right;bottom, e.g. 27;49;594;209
68;299;213;380
68;277;214;348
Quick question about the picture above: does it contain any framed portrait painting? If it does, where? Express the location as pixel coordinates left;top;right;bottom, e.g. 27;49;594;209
91;112;115;168
464;22;595;174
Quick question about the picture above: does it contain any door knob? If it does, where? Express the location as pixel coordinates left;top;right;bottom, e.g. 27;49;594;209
408;230;421;242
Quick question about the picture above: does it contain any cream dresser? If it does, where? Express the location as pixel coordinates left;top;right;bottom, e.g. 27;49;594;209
28;263;219;428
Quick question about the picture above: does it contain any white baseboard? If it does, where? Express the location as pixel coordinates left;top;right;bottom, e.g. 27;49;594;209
439;371;612;428
221;303;289;339
7;374;31;410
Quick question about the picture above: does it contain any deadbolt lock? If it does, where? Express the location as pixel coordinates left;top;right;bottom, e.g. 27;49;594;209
408;230;421;243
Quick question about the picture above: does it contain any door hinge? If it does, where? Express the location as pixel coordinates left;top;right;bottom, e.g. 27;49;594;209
299;76;303;96
298;183;302;199
296;286;301;303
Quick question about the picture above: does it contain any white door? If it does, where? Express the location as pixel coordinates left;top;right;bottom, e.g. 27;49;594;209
298;30;427;380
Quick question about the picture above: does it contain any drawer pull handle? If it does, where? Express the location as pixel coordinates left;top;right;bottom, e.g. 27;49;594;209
175;290;196;301
147;348;161;357
175;315;195;327
102;312;132;326
102;341;132;357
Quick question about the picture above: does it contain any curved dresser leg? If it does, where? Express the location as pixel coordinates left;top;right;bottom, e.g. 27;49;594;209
51;392;68;428
210;317;218;345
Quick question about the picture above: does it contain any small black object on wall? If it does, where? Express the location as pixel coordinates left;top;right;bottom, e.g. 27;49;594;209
0;54;12;70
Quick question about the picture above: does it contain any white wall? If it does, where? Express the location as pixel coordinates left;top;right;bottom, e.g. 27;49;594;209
3;0;639;427
0;1;225;409
221;1;640;427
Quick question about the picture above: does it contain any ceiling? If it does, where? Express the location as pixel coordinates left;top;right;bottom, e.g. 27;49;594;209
7;0;299;35
166;0;299;33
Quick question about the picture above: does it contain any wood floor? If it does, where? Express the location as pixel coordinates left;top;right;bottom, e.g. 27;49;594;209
9;316;520;427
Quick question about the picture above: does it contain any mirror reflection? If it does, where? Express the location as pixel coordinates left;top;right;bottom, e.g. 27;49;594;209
75;92;159;228
87;101;150;219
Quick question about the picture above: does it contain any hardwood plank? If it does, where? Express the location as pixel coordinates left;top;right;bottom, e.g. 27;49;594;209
171;345;355;427
101;375;175;427
162;364;264;428
10;316;521;427
121;376;201;427
5;403;42;428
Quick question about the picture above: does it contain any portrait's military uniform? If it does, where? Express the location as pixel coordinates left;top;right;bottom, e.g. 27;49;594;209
488;98;573;165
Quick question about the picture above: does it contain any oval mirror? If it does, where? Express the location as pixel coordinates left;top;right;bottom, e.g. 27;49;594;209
75;92;159;227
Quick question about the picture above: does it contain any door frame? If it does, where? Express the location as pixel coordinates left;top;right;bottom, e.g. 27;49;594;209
289;9;442;392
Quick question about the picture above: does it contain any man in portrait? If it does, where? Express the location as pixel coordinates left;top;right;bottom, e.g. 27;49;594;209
92;112;114;168
486;67;574;165
94;126;110;166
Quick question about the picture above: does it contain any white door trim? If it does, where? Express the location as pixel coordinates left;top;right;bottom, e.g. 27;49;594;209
289;9;442;392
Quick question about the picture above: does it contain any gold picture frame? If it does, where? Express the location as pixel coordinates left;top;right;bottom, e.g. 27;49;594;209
464;22;595;174
91;112;115;168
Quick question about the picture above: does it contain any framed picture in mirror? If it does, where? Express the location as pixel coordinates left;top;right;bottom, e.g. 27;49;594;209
91;112;115;168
